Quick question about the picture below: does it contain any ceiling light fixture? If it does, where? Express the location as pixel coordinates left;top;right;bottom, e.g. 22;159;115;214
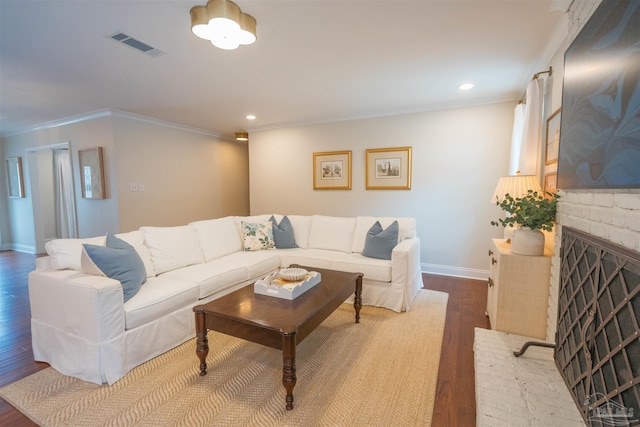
458;83;474;90
235;132;249;141
190;0;256;50
246;114;256;120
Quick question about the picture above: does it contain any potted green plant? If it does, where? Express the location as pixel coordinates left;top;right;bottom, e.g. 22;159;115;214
491;190;560;255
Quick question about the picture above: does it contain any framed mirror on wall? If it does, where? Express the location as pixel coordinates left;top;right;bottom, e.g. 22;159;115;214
79;147;106;199
6;157;25;198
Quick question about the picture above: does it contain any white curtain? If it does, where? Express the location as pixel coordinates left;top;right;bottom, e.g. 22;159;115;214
509;103;525;175
509;78;543;179
53;148;77;238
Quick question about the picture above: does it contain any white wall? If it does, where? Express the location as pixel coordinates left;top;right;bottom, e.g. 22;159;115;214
249;102;514;278
1;116;119;252
112;116;250;231
0;140;8;246
1;112;250;252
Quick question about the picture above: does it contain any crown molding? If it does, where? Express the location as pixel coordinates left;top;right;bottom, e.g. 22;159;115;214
3;109;230;141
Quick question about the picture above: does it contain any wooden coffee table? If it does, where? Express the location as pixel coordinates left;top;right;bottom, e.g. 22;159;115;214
193;266;363;410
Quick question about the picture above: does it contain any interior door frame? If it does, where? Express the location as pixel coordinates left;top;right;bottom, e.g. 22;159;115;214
26;142;77;254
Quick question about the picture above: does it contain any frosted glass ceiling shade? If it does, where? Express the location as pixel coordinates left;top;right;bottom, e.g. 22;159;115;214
491;174;542;204
238;13;257;45
190;0;256;50
190;6;213;39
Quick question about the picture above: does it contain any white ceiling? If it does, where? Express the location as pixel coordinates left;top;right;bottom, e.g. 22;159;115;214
0;0;568;140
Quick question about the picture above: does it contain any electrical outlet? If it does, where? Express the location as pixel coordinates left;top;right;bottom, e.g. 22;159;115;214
129;183;138;192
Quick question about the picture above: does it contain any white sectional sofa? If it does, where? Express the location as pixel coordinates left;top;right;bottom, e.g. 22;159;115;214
28;214;423;385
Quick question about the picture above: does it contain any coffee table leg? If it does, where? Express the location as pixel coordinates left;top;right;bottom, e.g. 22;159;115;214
282;332;297;410
354;274;363;323
194;309;209;376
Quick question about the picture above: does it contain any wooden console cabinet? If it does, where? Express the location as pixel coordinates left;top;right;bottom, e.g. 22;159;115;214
486;238;552;340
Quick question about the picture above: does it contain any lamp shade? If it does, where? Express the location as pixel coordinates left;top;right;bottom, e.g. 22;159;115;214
491;174;542;204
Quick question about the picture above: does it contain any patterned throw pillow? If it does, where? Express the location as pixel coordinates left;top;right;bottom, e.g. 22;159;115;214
241;221;276;251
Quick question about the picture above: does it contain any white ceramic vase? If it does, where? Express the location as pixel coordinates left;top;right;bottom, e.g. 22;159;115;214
510;227;545;256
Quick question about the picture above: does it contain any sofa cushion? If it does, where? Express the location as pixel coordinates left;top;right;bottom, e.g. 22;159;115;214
81;234;147;303
362;221;399;260
351;216;416;253
278;248;348;271
269;215;298;249
308;215;356;253
190;216;243;262
241;221;276;251
141;226;205;275
115;230;156;277
330;253;392;282
287;215;312;249
45;236;106;270
162;260;248;300
221;250;281;280
278;248;392;282
124;276;199;330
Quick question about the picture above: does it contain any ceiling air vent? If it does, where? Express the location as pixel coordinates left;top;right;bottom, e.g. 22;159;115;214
106;32;166;57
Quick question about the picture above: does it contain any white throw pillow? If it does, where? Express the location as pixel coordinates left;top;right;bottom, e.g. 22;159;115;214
351;216;416;253
286;215;312;249
190;217;243;261
115;230;157;277
308;215;356;253
141;225;205;275
45;236;106;270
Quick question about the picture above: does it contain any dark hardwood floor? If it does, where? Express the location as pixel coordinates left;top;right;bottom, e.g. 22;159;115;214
0;250;490;426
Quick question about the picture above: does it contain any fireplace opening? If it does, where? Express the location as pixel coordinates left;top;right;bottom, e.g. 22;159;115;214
556;227;640;426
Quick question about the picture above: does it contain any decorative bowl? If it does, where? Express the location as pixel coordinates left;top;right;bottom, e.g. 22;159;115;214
279;268;308;282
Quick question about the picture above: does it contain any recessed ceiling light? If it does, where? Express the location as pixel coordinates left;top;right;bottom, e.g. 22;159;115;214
458;83;474;90
246;114;256;120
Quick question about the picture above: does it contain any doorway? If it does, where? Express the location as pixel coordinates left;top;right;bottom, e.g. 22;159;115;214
27;142;78;253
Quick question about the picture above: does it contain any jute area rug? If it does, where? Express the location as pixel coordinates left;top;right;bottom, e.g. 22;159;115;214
1;289;448;427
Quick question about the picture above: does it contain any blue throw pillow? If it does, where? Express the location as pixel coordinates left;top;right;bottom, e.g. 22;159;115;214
269;215;298;249
362;221;399;260
82;233;147;303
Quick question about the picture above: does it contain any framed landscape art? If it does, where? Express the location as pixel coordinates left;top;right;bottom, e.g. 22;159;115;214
313;150;352;190
365;146;412;190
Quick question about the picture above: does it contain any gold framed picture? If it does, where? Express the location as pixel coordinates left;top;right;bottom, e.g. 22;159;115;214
365;146;412;190
6;157;25;198
313;150;352;190
544;172;558;198
79;147;106;199
545;108;561;165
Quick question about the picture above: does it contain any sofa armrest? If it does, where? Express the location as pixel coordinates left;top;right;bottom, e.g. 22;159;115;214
391;237;421;286
28;268;125;343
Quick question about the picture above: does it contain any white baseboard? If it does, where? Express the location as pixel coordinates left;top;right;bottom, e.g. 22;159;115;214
421;263;489;281
2;243;37;254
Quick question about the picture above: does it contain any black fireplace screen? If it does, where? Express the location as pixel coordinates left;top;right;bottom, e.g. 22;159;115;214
556;227;640;426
